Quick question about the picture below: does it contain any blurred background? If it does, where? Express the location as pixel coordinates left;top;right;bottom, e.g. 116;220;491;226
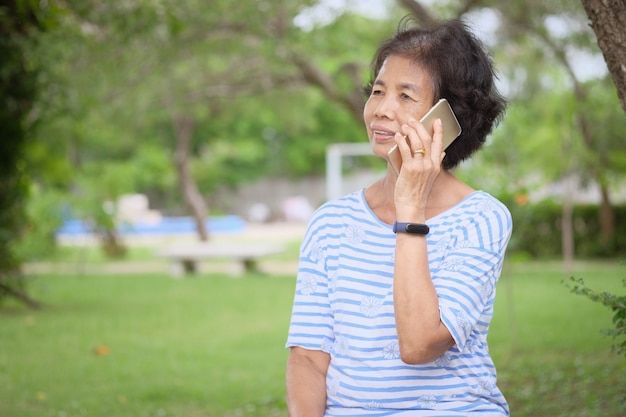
1;1;625;416
2;0;625;266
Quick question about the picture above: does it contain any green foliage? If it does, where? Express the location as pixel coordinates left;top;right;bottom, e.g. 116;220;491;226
6;0;626;266
501;198;626;259
458;74;626;196
565;276;626;358
13;187;66;261
579;76;626;176
0;38;29;273
457;72;626;263
0;0;60;306
20;0;359;214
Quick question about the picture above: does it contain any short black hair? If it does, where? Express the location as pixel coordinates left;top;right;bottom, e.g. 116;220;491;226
366;18;506;169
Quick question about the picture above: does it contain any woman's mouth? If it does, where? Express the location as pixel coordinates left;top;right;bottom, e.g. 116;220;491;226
371;128;397;142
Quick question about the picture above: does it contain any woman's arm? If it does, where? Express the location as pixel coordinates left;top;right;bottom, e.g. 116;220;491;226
286;347;330;417
392;118;453;364
393;233;454;364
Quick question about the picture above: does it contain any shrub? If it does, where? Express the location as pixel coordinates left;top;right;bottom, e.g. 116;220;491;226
502;196;626;259
565;276;626;358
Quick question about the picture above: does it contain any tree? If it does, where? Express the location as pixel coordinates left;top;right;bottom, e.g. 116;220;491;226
581;0;626;114
496;0;620;255
390;0;624;259
25;0;385;245
485;0;623;256
11;0;624;263
31;0;327;242
0;0;56;307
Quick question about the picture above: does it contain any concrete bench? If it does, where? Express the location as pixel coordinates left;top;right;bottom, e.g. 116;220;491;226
155;243;286;277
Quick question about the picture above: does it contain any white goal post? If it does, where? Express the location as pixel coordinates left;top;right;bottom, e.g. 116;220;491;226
325;143;373;201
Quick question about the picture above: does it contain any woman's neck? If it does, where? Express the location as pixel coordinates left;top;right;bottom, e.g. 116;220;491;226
364;170;473;224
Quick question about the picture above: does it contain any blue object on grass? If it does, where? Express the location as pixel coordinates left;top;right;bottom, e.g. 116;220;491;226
56;215;246;236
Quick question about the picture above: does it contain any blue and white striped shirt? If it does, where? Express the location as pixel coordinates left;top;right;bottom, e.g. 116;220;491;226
286;188;512;416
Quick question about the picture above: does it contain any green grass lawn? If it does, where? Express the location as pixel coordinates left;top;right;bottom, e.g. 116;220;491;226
491;261;625;416
1;260;624;417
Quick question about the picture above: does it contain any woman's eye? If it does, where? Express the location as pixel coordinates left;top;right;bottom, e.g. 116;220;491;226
371;89;383;96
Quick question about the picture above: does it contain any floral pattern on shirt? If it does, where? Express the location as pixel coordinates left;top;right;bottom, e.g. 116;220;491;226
416;395;439;408
360;295;383;317
344;224;366;245
297;273;318;295
382;341;400;359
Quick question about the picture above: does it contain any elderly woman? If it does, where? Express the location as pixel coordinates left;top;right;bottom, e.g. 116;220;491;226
286;18;511;417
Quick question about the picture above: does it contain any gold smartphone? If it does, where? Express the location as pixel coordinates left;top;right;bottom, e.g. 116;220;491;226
387;98;462;175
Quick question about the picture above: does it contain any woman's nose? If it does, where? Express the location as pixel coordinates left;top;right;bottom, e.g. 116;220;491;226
374;96;395;119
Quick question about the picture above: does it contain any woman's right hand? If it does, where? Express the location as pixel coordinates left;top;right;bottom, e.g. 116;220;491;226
393;118;446;220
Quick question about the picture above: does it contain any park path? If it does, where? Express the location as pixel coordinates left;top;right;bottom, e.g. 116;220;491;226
24;222;307;277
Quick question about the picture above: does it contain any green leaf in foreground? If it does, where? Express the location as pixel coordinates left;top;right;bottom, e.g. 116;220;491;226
565;276;626;358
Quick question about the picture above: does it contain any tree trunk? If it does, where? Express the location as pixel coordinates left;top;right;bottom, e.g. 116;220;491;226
0;277;42;309
562;178;575;272
172;115;209;242
571;106;616;251
581;0;626;114
598;183;615;252
0;1;43;308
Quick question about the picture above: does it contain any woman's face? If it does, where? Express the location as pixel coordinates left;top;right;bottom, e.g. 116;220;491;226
363;55;435;159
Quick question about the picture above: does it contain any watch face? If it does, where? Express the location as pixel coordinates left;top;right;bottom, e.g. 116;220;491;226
406;223;429;234
393;222;429;235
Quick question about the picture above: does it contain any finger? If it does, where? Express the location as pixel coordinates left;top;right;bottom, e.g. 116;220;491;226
404;118;432;153
393;132;413;161
412;148;427;157
399;128;429;165
429;118;444;163
400;123;423;153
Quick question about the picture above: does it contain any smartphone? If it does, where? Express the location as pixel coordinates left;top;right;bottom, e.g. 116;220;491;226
387;98;462;175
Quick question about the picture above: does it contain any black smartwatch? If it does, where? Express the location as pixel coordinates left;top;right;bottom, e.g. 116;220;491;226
392;221;430;235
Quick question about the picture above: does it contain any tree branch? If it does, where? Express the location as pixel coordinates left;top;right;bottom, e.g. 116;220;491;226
396;0;436;25
289;52;365;122
0;280;42;309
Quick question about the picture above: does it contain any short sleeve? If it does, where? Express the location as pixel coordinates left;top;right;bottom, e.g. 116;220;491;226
433;201;512;351
285;215;335;352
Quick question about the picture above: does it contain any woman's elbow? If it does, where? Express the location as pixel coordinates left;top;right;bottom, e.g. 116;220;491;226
399;345;439;365
398;339;454;365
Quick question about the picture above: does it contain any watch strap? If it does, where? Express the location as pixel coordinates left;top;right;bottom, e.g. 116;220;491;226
393;221;430;235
